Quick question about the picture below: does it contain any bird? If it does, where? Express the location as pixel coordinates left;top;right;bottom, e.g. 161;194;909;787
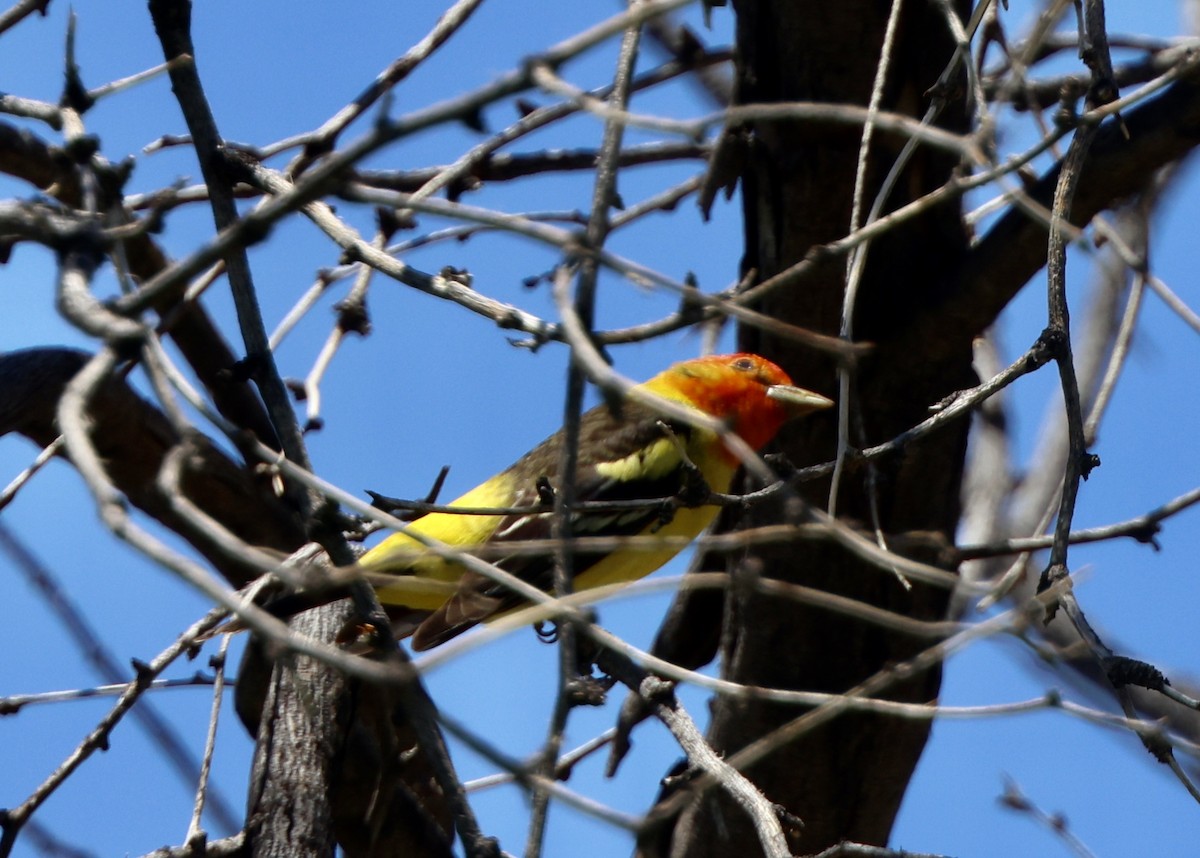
355;353;832;651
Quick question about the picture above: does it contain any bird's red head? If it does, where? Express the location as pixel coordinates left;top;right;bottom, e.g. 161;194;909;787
645;353;832;454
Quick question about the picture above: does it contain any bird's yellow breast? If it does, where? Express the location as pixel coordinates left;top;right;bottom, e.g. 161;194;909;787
568;501;722;591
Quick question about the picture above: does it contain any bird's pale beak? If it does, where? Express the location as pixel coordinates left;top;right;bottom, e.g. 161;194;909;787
766;384;834;418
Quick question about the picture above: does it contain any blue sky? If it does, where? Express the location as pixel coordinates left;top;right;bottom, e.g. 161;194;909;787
1;2;1198;856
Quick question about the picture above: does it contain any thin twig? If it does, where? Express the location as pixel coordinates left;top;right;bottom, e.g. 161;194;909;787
0;522;240;832
528;16;644;856
185;635;231;846
0;610;229;858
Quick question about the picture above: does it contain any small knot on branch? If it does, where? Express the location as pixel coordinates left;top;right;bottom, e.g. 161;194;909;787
774;804;804;835
130;658;154;689
1037;325;1069;358
227;350;269;384
62;133;100;163
1036;562;1069;620
677;273;705;325
375;206;415;240
333;295;371;336
638;675;675;704
1052;97;1079;132
566;674;614;708
1103;656;1168;692
1126;519;1162;550
438;265;473;289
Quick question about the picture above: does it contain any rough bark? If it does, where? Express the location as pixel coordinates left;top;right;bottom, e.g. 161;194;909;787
244;607;455;858
645;2;1200;855
651;1;975;853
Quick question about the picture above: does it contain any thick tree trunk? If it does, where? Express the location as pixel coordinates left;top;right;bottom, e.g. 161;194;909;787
650;2;974;854
244;606;456;858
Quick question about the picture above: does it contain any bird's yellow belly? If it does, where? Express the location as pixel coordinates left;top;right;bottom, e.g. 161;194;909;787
570;502;721;591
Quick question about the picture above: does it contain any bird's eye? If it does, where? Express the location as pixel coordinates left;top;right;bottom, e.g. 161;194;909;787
732;357;755;372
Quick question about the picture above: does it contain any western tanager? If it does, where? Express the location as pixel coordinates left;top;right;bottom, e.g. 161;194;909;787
359;353;831;650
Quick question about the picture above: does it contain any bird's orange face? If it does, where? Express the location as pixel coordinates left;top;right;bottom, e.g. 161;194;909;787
659;353;832;453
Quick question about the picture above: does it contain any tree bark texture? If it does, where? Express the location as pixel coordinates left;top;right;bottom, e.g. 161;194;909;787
244;606;455;858
652;2;974;854
647;1;1200;854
